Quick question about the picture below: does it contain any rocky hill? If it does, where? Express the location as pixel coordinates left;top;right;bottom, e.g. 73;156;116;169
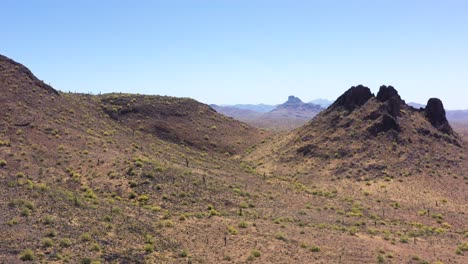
249;85;462;179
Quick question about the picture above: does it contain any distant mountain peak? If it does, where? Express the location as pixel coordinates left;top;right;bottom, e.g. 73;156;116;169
286;95;303;105
273;95;323;112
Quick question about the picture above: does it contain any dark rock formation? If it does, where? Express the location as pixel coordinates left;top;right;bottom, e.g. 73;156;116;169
376;85;403;118
376;85;400;102
425;98;452;134
329;85;373;112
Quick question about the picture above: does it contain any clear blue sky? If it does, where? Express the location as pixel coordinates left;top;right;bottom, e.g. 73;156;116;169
3;0;468;109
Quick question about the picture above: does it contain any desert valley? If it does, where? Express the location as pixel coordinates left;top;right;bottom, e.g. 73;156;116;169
0;55;467;264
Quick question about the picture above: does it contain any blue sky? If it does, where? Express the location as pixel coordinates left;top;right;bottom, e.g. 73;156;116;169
2;0;468;109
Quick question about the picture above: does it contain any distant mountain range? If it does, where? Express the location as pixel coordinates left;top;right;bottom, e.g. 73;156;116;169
212;96;325;131
220;104;277;113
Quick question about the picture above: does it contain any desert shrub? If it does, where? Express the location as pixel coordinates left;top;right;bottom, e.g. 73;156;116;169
60;238;72;248
250;249;261;258
238;221;248;228
377;254;385;263
7;217;19;226
228;226;238;235
209;209;220;216
19;249;34;261
20;207;31;217
399;235;409;243
310;245;321;252
42;215;55;225
81;233;92;242
81;258;92;264
157;220;175;228
179;250;188;258
90;243;101;252
275;232;287;241
41;238;54;248
144;244;154;253
45;229;57;237
348;227;358;236
137;195;149;204
456;242;468;255
0;159;7;167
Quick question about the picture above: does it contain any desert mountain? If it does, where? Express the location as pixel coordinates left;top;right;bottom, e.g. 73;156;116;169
249;85;463;179
269;95;323;118
1;56;467;263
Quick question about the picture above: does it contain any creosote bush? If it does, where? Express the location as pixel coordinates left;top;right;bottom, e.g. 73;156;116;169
19;249;34;261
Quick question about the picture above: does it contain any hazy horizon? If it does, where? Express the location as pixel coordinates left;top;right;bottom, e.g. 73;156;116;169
3;0;468;109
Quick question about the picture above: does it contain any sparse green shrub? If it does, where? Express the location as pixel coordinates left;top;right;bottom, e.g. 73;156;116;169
7;217;19;226
179;250;188;258
0;159;7;167
20;208;31;217
456;242;468;255
81;258;92;264
81;233;92;242
144;244;154;253
19;249;34;261
42;215;55;225
310;245;321;252
228;226;238;235
41;238;54;248
90;243;101;252
129;181;137;188
275;232;287;241
137;195;149;204
348;227;358;236
128;192;137;199
157;220;175;228
60;238;72;248
209;208;220;216
238;221;248;228
45;229;57;237
399;235;409;243
377;254;385;263
250;249;261;258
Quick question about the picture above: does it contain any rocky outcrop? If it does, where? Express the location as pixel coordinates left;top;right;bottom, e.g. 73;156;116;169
376;85;403;118
329;85;373;112
425;98;452;134
376;85;400;102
